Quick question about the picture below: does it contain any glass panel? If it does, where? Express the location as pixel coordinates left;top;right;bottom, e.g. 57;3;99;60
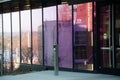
0;14;2;74
74;3;93;70
115;4;120;68
3;13;11;72
12;12;20;70
99;5;112;68
58;4;72;68
21;10;31;64
44;6;56;66
32;8;43;65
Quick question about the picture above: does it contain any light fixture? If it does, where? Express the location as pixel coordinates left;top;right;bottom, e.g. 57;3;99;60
25;0;30;8
61;0;68;4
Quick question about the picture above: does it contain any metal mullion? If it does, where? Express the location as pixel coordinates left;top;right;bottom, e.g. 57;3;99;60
92;1;95;71
54;4;59;75
111;3;115;68
42;7;44;66
19;1;22;64
72;4;75;69
30;2;33;65
10;3;13;71
114;4;117;69
107;4;112;68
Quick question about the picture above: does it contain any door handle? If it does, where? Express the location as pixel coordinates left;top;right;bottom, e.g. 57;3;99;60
101;47;111;50
116;48;120;50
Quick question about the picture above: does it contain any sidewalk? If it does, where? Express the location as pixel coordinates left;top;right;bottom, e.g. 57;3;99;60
0;70;120;80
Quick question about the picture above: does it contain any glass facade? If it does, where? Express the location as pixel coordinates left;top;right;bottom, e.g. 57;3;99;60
0;1;95;74
1;0;120;76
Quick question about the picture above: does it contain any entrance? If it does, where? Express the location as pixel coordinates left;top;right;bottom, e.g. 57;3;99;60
98;4;114;68
97;2;120;72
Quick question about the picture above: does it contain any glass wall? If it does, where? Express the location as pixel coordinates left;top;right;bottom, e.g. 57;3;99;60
44;6;57;66
12;12;20;70
73;3;93;70
32;8;43;65
3;12;11;72
58;4;73;68
0;1;95;72
21;10;31;64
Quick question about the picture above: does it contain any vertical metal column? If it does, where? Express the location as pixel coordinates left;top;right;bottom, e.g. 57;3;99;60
111;3;115;68
10;2;13;71
19;1;22;64
42;6;44;66
30;1;33;65
72;4;75;69
54;4;59;76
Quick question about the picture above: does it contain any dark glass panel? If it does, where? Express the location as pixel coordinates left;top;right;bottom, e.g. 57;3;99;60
115;4;120;68
73;2;93;70
99;5;111;68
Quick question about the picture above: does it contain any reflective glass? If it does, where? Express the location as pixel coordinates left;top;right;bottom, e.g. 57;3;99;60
21;10;31;64
32;8;43;65
44;6;57;66
74;3;93;70
58;4;73;68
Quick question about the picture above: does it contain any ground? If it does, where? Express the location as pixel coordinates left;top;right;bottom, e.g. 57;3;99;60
0;70;120;80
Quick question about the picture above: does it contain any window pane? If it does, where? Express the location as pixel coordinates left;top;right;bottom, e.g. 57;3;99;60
12;12;20;70
3;13;11;72
44;6;56;66
21;10;31;64
0;14;2;72
74;3;93;70
32;8;43;65
58;4;73;68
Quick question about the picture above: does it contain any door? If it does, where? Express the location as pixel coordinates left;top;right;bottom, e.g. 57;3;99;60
97;2;120;75
115;4;120;69
98;4;115;69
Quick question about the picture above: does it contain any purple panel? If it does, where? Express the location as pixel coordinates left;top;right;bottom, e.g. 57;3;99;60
58;21;73;68
44;21;56;66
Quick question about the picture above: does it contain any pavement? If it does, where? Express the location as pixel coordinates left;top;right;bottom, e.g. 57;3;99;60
0;70;120;80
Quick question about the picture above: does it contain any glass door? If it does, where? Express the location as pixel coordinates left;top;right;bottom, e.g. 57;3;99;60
115;4;120;69
97;2;120;74
99;4;114;68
